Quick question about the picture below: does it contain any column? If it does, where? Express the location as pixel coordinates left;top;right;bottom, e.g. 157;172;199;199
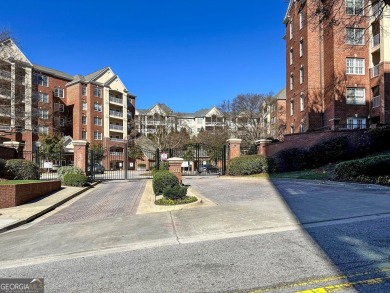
256;139;273;156
168;157;183;184
3;141;25;159
226;138;242;160
73;140;89;175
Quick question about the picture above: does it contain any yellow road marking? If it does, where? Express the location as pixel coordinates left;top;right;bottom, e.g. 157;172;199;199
296;275;390;293
244;267;390;293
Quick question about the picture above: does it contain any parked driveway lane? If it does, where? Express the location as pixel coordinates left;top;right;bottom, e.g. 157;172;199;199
38;180;146;225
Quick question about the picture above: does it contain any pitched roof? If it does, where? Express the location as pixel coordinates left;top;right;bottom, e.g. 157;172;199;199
33;64;73;80
273;87;286;100
83;67;110;82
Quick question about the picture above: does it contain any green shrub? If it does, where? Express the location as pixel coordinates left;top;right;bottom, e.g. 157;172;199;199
155;196;197;205
272;148;307;173
0;159;7;178
163;185;187;200
152;170;179;195
306;136;349;168
227;155;270;176
6;159;39;180
138;163;146;169
334;154;390;181
63;173;88;187
57;166;84;181
368;125;390;153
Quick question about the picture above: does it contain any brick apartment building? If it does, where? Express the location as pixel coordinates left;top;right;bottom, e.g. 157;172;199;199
284;0;390;133
0;39;135;169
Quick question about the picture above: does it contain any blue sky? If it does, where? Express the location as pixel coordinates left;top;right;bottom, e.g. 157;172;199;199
2;0;287;112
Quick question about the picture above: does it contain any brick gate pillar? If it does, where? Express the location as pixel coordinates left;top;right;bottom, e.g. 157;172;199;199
226;138;242;160
168;157;183;184
256;139;272;156
73;140;89;175
3;141;25;159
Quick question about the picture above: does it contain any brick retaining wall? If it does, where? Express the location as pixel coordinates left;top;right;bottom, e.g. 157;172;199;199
0;181;61;208
262;129;367;158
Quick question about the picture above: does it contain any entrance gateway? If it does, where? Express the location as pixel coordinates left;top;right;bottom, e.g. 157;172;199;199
89;143;227;180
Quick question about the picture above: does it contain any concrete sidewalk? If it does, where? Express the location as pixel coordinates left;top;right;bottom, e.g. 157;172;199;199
0;183;99;233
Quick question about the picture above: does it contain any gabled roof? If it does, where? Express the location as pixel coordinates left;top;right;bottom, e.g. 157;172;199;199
283;0;306;24
0;38;33;67
273;87;286;100
84;66;110;82
33;64;73;80
193;108;210;117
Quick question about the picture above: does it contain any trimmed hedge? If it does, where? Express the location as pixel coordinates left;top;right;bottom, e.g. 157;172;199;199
163;185;188;200
272;148;308;173
152;170;179;195
334;154;390;181
57;166;84;181
6;159;39;180
0;159;6;178
227;155;270;176
63;173;88;187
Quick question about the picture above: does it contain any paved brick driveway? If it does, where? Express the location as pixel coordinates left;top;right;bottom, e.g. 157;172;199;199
38;180;146;225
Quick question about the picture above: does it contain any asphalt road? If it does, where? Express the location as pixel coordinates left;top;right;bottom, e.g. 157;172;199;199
0;177;389;293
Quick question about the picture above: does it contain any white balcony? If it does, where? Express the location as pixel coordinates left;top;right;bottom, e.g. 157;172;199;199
373;95;380;108
0;125;11;131
109;110;123;118
110;151;124;156
371;65;379;78
110;137;124;142
109;96;123;105
0;69;11;80
109;124;123;132
371;34;380;48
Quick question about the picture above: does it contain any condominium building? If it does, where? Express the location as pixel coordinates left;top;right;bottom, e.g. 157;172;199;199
284;0;390;133
0;39;135;165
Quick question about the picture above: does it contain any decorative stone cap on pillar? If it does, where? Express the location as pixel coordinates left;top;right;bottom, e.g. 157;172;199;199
3;141;25;148
72;140;89;146
256;139;273;156
226;138;242;160
168;157;184;184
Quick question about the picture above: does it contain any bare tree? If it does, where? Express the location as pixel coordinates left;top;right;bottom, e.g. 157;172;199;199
220;93;274;145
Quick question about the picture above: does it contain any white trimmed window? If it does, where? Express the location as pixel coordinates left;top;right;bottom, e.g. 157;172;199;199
290;73;294;90
94;102;102;112
289;21;293;39
299;123;304;133
346;58;364;75
290;125;294;134
300;94;305;111
82;102;87;110
299;11;304;29
346;87;365;105
82;85;87;96
38;126;49;134
346;28;364;45
94;117;102;126
290;100;295;115
32;73;48;87
82;131;87;140
38;92;48;103
54;88;64;98
290;47;293;65
94;131;102;140
300;39;304;57
39;109;49;119
82;116;87;125
55;103;64;112
300;66;304;84
94;86;102;97
346;0;364;15
347;117;366;129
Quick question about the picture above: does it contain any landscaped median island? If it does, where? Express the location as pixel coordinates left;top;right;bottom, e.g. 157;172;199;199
152;170;197;205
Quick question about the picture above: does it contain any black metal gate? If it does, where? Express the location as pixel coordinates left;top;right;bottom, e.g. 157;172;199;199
34;150;74;180
89;147;158;180
158;143;227;176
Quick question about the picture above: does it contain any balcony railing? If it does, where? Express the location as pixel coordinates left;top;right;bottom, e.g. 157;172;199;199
371;34;380;47
109;110;123;118
372;3;381;18
15;74;25;84
0;88;11;98
371;64;379;78
373;95;380;108
110;151;124;156
0;69;11;80
109;124;123;131
0;125;11;131
110;137;124;142
109;96;123;104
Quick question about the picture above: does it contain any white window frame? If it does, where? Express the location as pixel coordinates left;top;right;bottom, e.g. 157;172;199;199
59;118;65;126
94;117;102;126
346;58;365;75
32;73;48;87
82;85;87;96
39;109;49;119
58;103;64;112
290;73;294;90
82;131;87;140
299;123;304;133
38;92;48;103
299;11;304;29
54;88;64;98
347;117;366;129
290;100;294;115
289;21;293;39
94;86;102;97
346;0;364;15
38;126;49;135
299;39;304;57
300;66;304;84
300;94;305;111
346;27;364;45
94;102;102;112
94;131;102;140
82;102;87;110
290;47;293;65
82;116;87;125
346;87;365;105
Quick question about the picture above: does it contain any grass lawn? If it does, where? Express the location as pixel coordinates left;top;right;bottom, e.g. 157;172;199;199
0;180;42;185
